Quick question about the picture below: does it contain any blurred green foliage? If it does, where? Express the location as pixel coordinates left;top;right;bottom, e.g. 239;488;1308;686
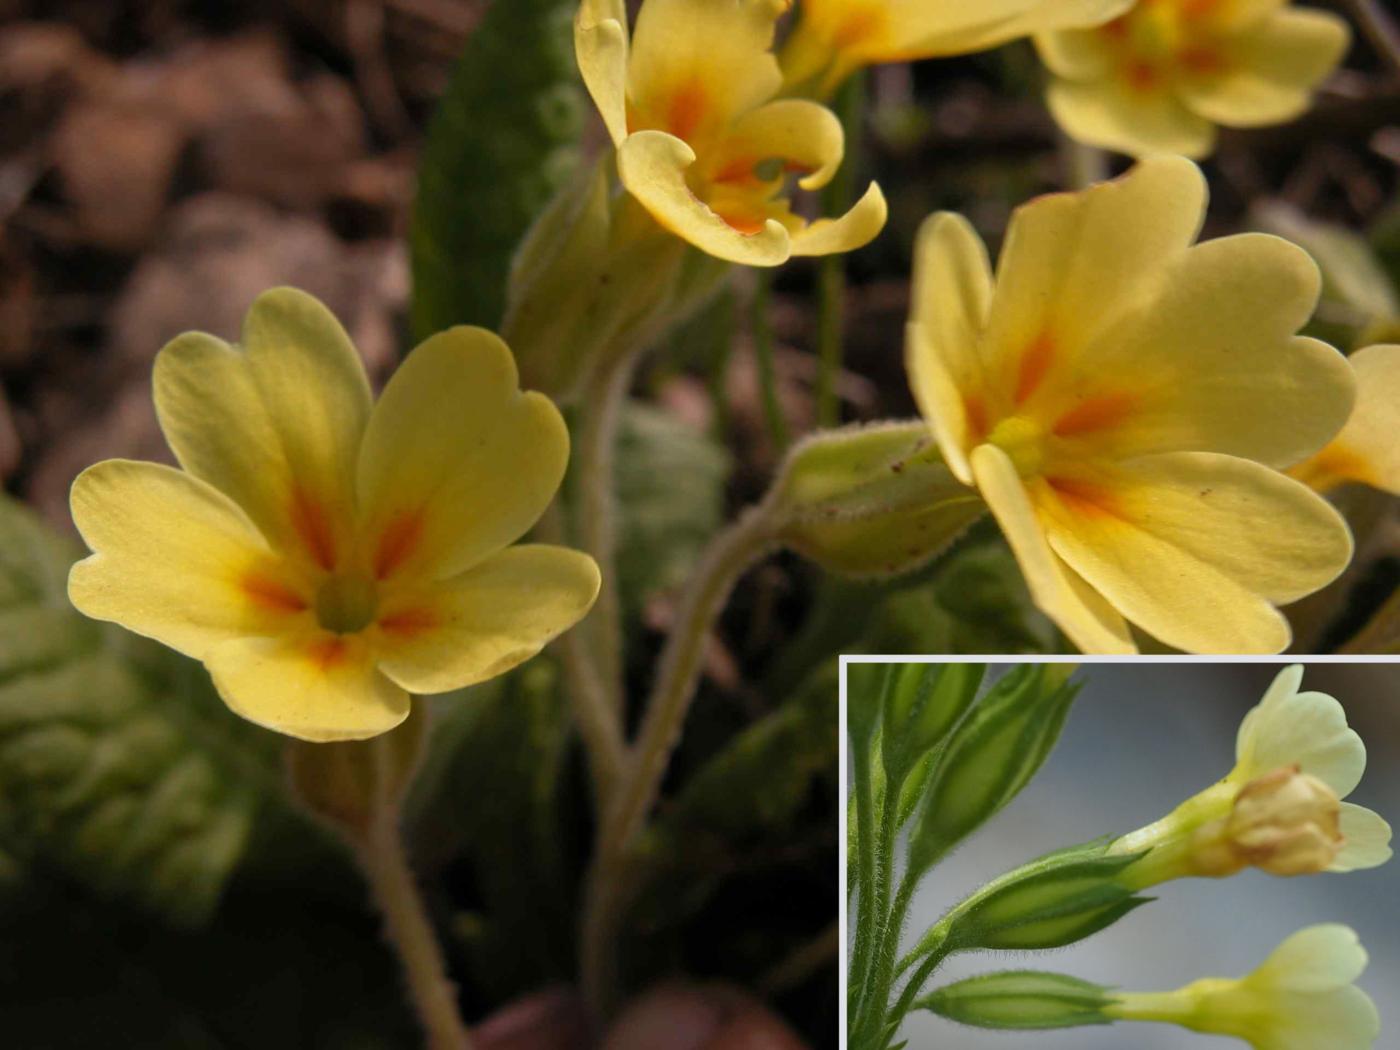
409;0;584;341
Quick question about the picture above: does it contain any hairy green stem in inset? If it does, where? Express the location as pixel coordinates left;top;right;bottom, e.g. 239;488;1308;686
1344;0;1400;75
580;502;781;1017
854;873;917;1048
357;742;474;1050
751;271;791;452
815;73;866;427
576;352;636;719
847;737;880;1017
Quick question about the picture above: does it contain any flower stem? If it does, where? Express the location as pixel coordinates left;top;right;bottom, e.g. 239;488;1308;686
751;270;791;453
1344;0;1400;76
815;72;865;428
537;502;626;801
580;501;781;1017
576;352;635;717
357;744;475;1050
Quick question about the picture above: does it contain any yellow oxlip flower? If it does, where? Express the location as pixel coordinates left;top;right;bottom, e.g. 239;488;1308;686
1289;345;1400;496
68;288;601;743
574;0;888;266
907;156;1356;654
1106;924;1381;1050
1114;664;1393;885
781;0;1134;99
1037;0;1350;159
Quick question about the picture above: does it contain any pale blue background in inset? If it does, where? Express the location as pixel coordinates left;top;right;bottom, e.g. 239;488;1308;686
857;663;1400;1050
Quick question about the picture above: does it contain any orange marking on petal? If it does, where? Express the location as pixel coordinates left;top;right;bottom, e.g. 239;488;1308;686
374;510;426;580
378;607;441;640
666;79;708;142
1015;332;1056;405
714;207;769;236
1047;476;1122;520
1180;46;1223;74
1052;392;1139;437
963;395;990;443
714;157;760;185
1100;16;1130;40
833;6;886;49
1295;444;1377;491
241;572;308;614
307;635;349;670
290;486;337;571
1126;61;1159;92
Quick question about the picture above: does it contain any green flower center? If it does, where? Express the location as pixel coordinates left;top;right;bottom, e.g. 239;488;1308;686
986;416;1046;478
315;572;379;634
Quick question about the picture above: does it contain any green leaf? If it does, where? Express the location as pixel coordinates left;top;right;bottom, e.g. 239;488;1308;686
614;402;732;619
0;495;285;926
404;657;578;1002
409;0;585;341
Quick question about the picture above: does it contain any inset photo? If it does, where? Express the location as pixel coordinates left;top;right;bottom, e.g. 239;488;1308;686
844;661;1397;1050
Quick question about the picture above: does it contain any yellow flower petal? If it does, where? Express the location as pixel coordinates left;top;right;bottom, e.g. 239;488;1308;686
626;0;785;141
1038;452;1350;653
981;155;1207;397
68;460;297;659
1252;924;1368;992
891;0;1133;57
616;130;791;265
575;0;630;144
789;181;888;257
153;287;372;572
1333;803;1393;873
356;326;570;583
1232;666;1366;797
715;98;845;192
970;444;1135;653
375;545;600;695
1073;234;1352;467
206;632;408;743
906;211;994;483
1296;344;1400;494
1034;26;1115;80
1046;75;1218;158
1178;9;1349;127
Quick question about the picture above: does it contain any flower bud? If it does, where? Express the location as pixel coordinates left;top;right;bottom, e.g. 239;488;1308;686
923;971;1112;1031
881;662;983;785
942;841;1150;953
906;665;1079;874
1192;765;1343;877
772;422;987;578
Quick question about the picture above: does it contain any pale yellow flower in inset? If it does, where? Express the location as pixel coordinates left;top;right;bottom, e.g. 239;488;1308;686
1106;924;1381;1050
1037;0;1350;158
574;0;887;266
68;288;600;743
1113;664;1392;886
906;156;1356;655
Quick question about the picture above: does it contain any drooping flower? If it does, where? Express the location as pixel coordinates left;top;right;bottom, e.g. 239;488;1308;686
906;156;1356;654
1289;345;1400;496
781;0;1134;99
1113;664;1392;885
69;288;600;743
1037;0;1350;159
1106;924;1381;1050
574;0;887;266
